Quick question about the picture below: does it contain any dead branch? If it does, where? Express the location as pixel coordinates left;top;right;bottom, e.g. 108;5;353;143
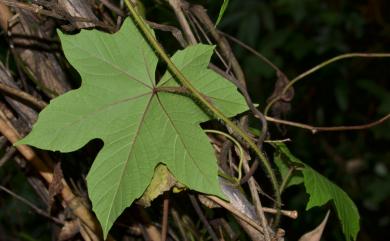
0;185;64;225
0;112;103;241
265;114;390;134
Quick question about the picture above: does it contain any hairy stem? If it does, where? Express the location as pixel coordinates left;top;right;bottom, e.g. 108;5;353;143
124;0;281;220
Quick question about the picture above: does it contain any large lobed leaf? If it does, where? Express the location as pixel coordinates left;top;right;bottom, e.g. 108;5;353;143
274;143;360;241
18;18;247;237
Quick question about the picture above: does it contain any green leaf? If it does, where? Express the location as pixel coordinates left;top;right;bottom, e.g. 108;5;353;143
215;0;230;26
302;165;359;241
274;152;303;189
274;143;360;241
18;18;247;237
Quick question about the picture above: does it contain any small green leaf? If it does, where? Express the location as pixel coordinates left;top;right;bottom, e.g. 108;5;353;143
18;18;247;237
302;165;359;241
274;143;360;241
215;0;230;26
274;152;303;189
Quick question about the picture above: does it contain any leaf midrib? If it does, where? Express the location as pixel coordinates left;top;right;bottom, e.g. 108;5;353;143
155;94;216;187
68;40;153;90
56;92;151;131
103;94;155;232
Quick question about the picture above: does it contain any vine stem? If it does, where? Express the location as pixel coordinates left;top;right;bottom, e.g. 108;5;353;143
204;129;244;181
264;53;390;115
278;167;294;194
124;0;281;217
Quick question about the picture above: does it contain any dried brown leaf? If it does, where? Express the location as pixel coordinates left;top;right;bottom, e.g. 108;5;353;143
298;210;330;241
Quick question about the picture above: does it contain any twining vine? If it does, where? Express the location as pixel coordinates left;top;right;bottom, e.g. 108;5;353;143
124;0;283;222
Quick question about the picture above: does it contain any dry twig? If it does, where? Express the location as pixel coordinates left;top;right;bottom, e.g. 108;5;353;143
167;0;196;45
206;195;264;234
242;157;272;241
189;194;219;241
0;112;103;240
161;193;170;241
0;82;47;109
265;114;390;134
0;185;64;225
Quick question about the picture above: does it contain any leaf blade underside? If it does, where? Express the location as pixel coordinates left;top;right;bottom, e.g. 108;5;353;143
18;18;247;237
274;143;360;241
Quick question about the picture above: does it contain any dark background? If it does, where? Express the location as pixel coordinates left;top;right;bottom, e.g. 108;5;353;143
208;1;390;241
0;0;389;240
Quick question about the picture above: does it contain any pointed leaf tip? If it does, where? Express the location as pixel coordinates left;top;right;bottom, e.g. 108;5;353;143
21;17;244;238
274;143;360;241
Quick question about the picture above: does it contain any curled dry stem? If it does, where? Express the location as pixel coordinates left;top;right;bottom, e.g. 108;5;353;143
265;114;390;134
205;129;245;181
265;53;390;115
